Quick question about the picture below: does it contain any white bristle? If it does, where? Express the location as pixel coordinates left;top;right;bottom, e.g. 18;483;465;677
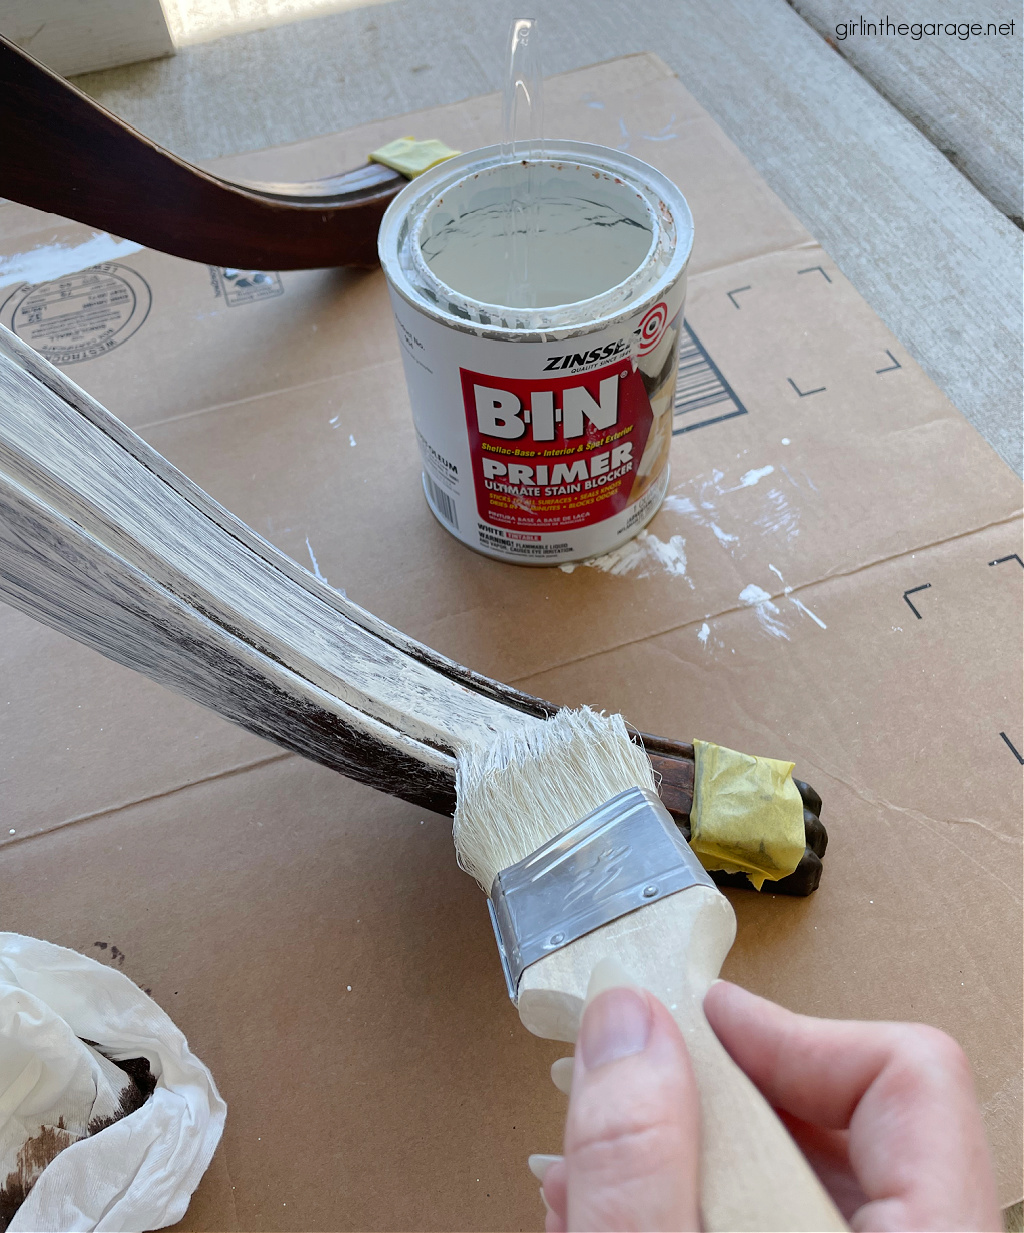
454;706;658;893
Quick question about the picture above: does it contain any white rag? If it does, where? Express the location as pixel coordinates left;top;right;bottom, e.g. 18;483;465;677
0;933;225;1232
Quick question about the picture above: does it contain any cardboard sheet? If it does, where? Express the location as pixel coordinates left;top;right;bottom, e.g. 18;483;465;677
0;54;1020;1228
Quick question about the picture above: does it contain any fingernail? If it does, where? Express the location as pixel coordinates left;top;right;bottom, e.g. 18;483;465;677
539;1186;553;1214
579;985;652;1070
550;1056;573;1094
583;955;641;1008
529;1153;561;1181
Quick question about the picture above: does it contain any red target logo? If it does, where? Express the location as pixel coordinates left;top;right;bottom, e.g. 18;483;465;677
637;301;669;355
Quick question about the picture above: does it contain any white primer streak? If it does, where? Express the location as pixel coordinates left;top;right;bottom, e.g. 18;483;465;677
643;533;689;577
738;464;774;487
574;530;690;580
710;522;738;544
305;536;326;582
0;234;144;289
739;583;789;640
740;584;772;604
662;494;698;514
584;537;645;576
789;594;827;628
767;563;827;629
756;488;800;540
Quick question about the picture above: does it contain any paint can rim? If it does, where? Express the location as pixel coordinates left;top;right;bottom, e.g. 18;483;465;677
378;140;694;343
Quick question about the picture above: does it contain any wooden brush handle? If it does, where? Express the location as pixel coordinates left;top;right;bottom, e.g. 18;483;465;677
516;888;849;1232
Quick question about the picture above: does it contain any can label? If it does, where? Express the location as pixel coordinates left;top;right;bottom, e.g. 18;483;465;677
462;351;653;533
389;288;684;564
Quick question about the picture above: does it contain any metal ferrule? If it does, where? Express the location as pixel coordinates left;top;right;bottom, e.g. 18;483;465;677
487;786;715;1002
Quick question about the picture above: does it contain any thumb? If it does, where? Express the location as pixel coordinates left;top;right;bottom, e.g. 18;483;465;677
557;964;701;1232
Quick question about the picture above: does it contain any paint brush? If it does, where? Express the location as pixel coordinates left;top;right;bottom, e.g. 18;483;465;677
455;706;848;1232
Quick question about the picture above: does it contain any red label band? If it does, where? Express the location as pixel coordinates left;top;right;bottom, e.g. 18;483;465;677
460;358;656;532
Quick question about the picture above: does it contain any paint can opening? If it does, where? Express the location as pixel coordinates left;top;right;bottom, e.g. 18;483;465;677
411;160;658;316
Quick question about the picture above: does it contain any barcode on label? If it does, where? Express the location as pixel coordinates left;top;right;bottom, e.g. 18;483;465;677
673;321;747;434
424;473;459;529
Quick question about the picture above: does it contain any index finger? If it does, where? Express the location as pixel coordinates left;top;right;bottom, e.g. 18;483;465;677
704;982;1003;1232
704;980;900;1129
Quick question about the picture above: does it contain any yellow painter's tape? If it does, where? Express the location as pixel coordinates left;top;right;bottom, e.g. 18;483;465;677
369;137;461;179
690;738;805;891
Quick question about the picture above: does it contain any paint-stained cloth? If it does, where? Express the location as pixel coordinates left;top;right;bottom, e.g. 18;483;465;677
0;934;224;1231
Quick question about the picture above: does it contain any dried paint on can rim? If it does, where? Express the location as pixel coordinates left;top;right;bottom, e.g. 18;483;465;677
378;140;694;565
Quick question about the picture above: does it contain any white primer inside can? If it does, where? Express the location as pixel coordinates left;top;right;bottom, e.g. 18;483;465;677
379;141;694;565
417;162;656;309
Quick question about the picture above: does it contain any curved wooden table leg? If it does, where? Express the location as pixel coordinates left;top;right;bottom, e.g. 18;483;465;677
0;34;406;270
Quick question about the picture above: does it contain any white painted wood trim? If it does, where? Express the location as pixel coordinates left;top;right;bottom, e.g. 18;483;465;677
0;0;174;76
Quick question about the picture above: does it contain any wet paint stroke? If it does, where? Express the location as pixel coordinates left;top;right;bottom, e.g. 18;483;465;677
789;593;827;628
755;488;800;541
723;464;774;492
696;617;729;651
560;462;819;595
662;495;699;515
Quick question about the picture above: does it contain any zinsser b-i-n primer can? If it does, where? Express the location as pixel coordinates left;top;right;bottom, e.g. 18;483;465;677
378;140;694;565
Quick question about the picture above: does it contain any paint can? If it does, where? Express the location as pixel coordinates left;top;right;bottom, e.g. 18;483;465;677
378;141;694;565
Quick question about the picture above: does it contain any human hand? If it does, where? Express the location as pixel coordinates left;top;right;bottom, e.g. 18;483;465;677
531;977;1002;1233
702;981;1003;1232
